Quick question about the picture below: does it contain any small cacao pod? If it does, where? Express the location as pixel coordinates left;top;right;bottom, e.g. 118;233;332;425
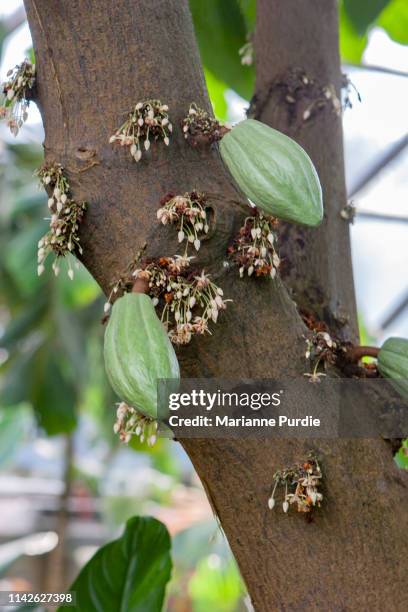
104;293;180;419
378;337;408;399
219;119;323;226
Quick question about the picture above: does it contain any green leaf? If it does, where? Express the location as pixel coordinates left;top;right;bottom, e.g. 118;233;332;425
344;0;391;35
339;4;368;63
237;0;256;31
0;293;47;350
0;406;30;467
377;0;408;44
60;516;172;612
189;557;243;612
395;439;408;469
30;344;78;435
189;0;254;99
204;69;228;121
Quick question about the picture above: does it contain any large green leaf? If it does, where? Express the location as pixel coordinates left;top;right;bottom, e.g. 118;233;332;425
339;4;368;63
378;0;408;44
189;0;254;100
204;69;228;121
30;343;78;435
344;0;391;35
60;517;172;612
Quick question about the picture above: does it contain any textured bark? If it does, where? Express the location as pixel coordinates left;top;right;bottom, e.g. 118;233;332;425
24;1;407;610
253;0;358;342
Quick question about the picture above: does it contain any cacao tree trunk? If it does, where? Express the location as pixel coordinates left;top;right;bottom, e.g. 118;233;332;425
24;0;408;609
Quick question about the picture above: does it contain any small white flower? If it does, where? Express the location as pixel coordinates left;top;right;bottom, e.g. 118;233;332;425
7;88;14;100
283;501;289;513
135;102;143;110
137;117;144;126
53;187;61;198
239;266;244;278
248;265;254;276
164;136;170;146
251;228;257;239
109;135;116;143
48;198;54;209
267;233;274;245
134;149;142;162
152;297;159;307
194;239;201;251
44;175;51;185
268;497;275;510
104;302;111;313
189;296;196;308
161;117;169;126
37;264;45;276
130;143;137;156
178;230;185;243
68;268;74;280
144;139;150;151
60;193;67;204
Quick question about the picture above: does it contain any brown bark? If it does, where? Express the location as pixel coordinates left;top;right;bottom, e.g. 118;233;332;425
253;0;358;342
24;1;407;610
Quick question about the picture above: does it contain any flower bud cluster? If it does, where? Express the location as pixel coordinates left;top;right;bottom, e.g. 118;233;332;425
0;59;35;136
239;41;254;66
114;402;158;446
304;330;337;383
228;210;280;279
157;191;210;254
181;103;229;147
268;454;323;514
109;99;171;161
131;256;229;345
36;164;87;279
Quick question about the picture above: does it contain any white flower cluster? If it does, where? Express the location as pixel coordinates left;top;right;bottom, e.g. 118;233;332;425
268;455;323;514
109;99;172;161
114;402;158;446
229;211;280;279
156;191;210;254
0;59;35;136
132;256;230;345
36;164;87;279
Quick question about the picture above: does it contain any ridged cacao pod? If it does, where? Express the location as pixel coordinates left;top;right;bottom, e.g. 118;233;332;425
378;337;408;399
104;293;180;419
219;119;323;226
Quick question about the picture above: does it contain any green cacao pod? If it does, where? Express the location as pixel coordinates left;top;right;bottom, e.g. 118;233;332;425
378;337;408;399
104;293;180;419
219;119;323;226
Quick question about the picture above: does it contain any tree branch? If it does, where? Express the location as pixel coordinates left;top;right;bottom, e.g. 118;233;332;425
23;1;408;609
254;0;358;342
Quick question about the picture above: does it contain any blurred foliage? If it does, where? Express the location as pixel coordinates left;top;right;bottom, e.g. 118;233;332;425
189;556;243;612
60;516;172;612
395;439;408;469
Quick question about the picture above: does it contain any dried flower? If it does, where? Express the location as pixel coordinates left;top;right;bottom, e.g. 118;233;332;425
268;453;323;514
181;103;229;147
109;99;172;161
228;209;280;279
0;59;35;136
157;191;210;254
36;163;87;279
113;402;158;446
